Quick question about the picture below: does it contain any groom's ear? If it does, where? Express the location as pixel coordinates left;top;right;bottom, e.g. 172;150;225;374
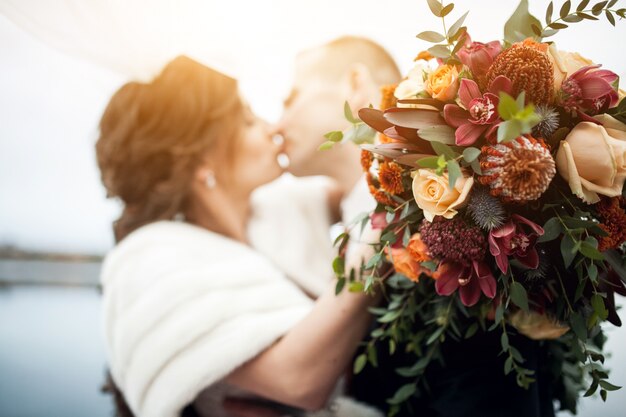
344;63;376;109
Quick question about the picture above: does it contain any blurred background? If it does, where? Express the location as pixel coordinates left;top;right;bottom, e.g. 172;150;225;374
1;0;625;416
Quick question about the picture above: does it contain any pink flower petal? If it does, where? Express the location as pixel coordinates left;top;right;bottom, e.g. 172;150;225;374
511;214;544;236
570;65;601;80
495;252;509;275
516;248;540;270
435;262;463;296
455;122;485;146
474;261;497;299
459;79;482;108
579;77;615;100
459;279;482;306
488;75;513;96
443;104;471;128
492;221;516;238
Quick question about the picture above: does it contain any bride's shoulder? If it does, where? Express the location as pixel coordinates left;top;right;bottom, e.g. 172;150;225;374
101;221;260;277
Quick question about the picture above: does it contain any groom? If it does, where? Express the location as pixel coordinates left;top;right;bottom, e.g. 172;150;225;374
279;37;556;417
278;36;401;268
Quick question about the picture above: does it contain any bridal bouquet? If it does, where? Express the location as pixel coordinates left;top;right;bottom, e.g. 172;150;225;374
327;0;626;414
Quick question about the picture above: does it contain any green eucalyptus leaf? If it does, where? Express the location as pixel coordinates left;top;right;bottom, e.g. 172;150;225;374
538;217;562;242
462;147;481;163
599;380;622;391
417;156;442;169
577;0;590;12
448;11;470;39
335;277;345;294
510;281;530;312
447;159;462;190
497;120;522;143
546;1;554;23
332;256;345;276
318;141;335;150
592;1;609;16
430;141;458;159
591;293;609;320
549;22;569;29
428;44;452;59
418;125;457;145
441;3;455;17
570;311;587;340
605;10;616;26
344;101;359;123
498;92;518;120
560;0;572;18
387;383;417;405
353;353;367;374
324;130;344;142
417;31;447;43
561;234;578;268
426;0;443;16
504;0;543;43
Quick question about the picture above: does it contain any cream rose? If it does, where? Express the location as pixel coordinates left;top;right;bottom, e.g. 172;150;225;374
412;168;474;221
509;310;570;340
548;44;594;90
394;62;432;107
556;114;626;204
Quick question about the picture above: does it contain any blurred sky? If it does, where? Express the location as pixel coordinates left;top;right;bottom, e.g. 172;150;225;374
1;0;625;254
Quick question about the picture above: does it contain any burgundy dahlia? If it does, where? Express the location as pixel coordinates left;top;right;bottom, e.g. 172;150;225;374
419;218;487;264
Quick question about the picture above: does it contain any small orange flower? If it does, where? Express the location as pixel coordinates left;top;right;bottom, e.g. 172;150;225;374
379;84;398;143
407;233;431;263
415;50;435;61
387;247;422;282
520;38;549;53
379;162;405;195
360;149;373;172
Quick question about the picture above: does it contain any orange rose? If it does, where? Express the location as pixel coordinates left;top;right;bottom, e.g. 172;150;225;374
426;64;460;101
407;233;431;263
387;233;436;282
387;247;422;282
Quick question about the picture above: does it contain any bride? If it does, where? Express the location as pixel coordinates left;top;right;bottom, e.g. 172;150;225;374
96;56;383;417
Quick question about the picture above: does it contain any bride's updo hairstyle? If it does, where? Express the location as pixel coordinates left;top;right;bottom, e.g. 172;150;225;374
96;56;244;242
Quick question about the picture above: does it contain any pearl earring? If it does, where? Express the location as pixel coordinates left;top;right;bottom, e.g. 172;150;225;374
205;170;217;189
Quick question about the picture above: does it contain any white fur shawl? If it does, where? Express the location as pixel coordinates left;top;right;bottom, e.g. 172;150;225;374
101;221;315;417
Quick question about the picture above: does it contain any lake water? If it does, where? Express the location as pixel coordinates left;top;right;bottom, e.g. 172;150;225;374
0;261;625;417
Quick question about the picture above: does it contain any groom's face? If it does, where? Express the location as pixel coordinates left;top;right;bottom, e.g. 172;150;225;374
278;54;350;177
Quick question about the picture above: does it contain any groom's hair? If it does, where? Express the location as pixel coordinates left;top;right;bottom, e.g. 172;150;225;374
296;36;401;86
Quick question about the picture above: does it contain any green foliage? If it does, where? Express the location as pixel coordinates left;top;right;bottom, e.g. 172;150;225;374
320;101;375;150
504;0;542;43
608;98;626;124
536;0;624;39
497;92;541;143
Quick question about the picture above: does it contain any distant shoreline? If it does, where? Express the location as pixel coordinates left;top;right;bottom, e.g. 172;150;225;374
0;246;103;263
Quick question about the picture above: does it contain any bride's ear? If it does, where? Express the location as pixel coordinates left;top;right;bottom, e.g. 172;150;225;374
344;63;376;110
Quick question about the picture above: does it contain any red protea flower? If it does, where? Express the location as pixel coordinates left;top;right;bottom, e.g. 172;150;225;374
488;214;544;274
443;76;513;146
435;260;497;306
559;65;619;116
479;136;556;203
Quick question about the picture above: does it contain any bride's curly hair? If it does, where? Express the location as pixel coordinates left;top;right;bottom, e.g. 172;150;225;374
96;56;243;242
